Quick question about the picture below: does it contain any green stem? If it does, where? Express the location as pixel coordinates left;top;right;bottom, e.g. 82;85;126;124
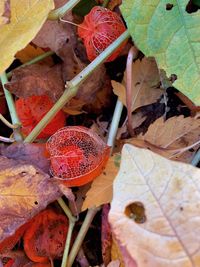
102;0;110;8
24;30;130;143
0;72;22;141
58;198;77;223
6;51;54;79
48;0;81;20
67;207;101;267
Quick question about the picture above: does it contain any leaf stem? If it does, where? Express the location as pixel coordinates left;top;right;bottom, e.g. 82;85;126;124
6;51;54;79
58;198;77;223
0;114;19;129
0;72;23;141
126;46;138;136
67;207;101;267
191;149;200;166
48;0;81;20
24;30;130;142
0;136;15;143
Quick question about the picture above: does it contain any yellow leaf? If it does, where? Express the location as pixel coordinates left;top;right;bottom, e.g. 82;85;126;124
0;0;10;26
109;144;200;267
0;0;54;74
112;57;163;112
81;154;120;211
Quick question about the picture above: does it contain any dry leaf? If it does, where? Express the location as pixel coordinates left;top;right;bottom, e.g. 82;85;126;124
0;0;10;26
82;154;120;211
111;237;125;267
0;156;62;244
112;57;163;112
128;116;200;162
109;144;200;267
15;44;53;65
1;143;50;173
0;0;54;73
5;64;64;102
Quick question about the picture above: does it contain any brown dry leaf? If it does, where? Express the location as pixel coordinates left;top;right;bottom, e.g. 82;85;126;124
0;143;50;173
109;144;200;267
15;44;53;65
0;0;54;73
0;0;10;26
112;57;164;112
0;156;62;244
82;154;120;211
33;0;75;52
5;64;64;102
135;115;200;162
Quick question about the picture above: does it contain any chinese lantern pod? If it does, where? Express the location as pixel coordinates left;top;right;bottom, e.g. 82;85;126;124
78;6;127;62
46;126;110;187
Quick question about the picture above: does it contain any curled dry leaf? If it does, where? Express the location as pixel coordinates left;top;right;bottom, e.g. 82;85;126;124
128;115;200;162
82;154;120;211
0;157;63;245
0;0;54;73
109;144;200;267
0;0;10;26
112;57;164;112
1;143;50;173
5;64;64;102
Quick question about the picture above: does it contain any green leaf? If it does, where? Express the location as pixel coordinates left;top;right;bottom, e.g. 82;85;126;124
72;0;97;17
121;0;200;105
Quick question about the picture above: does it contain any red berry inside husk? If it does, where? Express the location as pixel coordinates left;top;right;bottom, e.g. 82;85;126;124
78;6;127;62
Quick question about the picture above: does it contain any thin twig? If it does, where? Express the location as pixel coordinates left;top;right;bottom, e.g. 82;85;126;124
126;46;138;136
67;207;101;267
0;136;15;143
0;72;23;141
0;114;20;129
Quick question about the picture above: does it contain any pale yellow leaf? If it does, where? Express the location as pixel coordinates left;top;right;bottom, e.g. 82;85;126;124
112;57;164;112
0;0;10;26
109;144;200;267
0;0;54;74
81;154;120;211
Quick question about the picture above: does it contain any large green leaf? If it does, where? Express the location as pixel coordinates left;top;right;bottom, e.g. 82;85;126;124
121;0;200;105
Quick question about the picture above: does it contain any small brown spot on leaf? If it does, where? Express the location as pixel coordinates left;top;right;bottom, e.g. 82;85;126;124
125;202;146;224
166;3;174;10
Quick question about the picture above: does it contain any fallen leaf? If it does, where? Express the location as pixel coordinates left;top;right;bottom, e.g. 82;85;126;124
109;144;200;267
0;156;62;244
0;0;54;73
0;0;10;26
5;64;64;102
111;237;125;267
82;154;120;211
15;44;53;65
128;115;200;162
112;57;164;112
33;0;76;52
1;143;50;173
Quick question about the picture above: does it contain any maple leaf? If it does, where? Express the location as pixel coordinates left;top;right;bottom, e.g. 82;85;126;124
109;144;200;267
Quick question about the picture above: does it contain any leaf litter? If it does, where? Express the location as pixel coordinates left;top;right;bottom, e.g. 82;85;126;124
0;0;200;266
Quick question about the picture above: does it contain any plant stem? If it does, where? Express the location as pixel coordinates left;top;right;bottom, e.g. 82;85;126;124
0;114;19;129
102;0;110;8
0;72;23;141
126;46;138;136
191;149;200;166
6;51;54;79
107;99;123;152
48;0;81;20
24;30;130;143
0;136;15;143
67;207;101;267
58;198;77;223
